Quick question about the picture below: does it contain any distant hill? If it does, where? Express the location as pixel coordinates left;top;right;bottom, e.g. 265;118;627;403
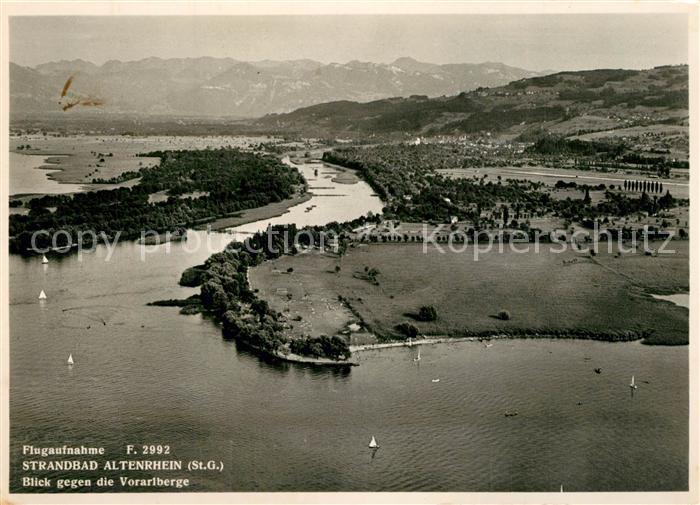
254;65;689;140
9;56;542;118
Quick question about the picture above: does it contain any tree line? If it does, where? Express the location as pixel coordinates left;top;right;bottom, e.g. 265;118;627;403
624;179;664;193
179;224;352;362
325;144;684;234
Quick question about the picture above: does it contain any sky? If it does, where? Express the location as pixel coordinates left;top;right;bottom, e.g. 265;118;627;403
10;14;688;71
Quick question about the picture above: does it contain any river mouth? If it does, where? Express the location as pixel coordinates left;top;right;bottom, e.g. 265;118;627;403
228;157;384;236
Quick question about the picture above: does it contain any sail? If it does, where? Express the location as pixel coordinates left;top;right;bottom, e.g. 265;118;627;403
630;376;635;386
368;436;377;448
42;255;49;264
38;290;47;300
67;354;74;365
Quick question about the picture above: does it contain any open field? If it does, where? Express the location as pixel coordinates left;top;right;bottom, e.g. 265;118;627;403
250;251;358;340
9;134;277;184
600;205;689;233
437;165;689;199
250;241;688;346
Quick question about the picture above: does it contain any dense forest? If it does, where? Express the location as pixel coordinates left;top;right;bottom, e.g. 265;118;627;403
324;144;683;229
177;224;352;362
325;146;554;225
10;148;305;253
526;135;625;158
524;134;685;176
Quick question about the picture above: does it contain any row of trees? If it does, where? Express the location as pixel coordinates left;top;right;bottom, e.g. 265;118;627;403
624;179;664;193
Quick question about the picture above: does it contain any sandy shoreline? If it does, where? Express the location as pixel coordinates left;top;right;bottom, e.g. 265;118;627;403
349;329;667;353
350;335;494;353
242;331;648;368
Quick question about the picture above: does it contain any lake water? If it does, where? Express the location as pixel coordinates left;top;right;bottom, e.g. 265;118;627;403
9;158;688;492
651;293;690;309
10;152;87;196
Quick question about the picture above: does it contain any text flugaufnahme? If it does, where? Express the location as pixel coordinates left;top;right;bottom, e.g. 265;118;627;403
20;444;223;490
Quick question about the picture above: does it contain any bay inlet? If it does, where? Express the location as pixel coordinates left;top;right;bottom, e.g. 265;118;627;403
9;156;688;492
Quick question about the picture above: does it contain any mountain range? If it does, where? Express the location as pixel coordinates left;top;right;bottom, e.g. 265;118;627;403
9;57;543;118
254;65;689;138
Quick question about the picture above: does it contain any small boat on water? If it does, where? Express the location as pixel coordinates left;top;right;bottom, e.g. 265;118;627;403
38;290;47;300
41;255;49;264
67;354;74;365
431;378;440;383
368;436;378;449
630;376;637;389
560;484;564;492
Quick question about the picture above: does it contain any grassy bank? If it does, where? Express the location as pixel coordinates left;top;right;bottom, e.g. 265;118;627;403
249;242;688;346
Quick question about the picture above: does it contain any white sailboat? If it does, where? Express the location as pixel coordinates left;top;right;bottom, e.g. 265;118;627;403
38;290;47;300
41;254;49;264
413;347;421;362
67;354;74;366
630;376;637;389
368;436;378;449
560;484;564;493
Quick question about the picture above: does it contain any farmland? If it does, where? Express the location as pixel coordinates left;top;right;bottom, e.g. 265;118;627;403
249;241;689;346
437;165;689;199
